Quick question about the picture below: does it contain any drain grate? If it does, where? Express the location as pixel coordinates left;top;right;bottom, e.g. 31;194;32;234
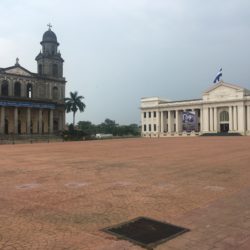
102;217;189;249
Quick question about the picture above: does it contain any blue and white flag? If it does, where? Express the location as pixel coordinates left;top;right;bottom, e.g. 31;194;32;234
213;68;222;83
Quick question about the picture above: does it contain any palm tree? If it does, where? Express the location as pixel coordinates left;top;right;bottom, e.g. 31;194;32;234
65;91;86;127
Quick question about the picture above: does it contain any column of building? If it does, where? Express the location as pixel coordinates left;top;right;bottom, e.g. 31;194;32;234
237;104;245;134
0;107;5;134
229;106;233;131
168;111;172;134
247;105;250;133
49;109;54;134
233;106;238;131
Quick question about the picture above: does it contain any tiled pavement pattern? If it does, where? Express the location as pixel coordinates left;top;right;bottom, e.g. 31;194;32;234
0;137;250;249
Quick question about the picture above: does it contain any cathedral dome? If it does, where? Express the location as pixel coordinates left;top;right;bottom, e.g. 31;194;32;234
42;29;58;43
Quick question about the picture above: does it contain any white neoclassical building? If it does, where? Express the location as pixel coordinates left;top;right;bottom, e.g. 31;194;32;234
141;81;250;137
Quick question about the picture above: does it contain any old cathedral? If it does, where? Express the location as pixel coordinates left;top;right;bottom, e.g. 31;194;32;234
0;25;65;135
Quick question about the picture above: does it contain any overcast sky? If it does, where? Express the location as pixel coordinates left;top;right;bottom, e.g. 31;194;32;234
0;0;250;125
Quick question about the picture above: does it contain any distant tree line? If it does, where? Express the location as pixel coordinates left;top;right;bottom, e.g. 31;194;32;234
64;91;140;140
77;119;140;137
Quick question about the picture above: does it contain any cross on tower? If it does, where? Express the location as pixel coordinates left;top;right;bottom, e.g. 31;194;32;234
47;23;52;30
15;57;20;66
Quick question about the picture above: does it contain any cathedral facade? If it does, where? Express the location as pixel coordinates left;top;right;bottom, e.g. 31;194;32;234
0;26;66;135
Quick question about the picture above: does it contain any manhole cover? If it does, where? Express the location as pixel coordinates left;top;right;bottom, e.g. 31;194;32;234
102;217;189;249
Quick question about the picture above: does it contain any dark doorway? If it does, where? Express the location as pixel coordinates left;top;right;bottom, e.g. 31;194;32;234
220;124;229;133
53;120;59;132
18;120;21;134
4;119;8;134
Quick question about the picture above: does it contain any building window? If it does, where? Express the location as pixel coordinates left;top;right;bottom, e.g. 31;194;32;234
144;124;147;131
148;112;151;118
166;112;168;119
144;112;146;118
38;64;43;75
1;80;9;96
14;82;21;97
27;83;33;98
52;64;58;77
174;124;176;132
173;112;176;118
153;111;156;118
154;124;157;131
220;111;229;122
149;124;151;131
52;86;59;99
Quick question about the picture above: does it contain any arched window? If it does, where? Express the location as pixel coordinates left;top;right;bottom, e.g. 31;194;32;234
220;111;229;122
26;83;33;98
1;80;9;96
14;82;21;97
38;64;43;75
52;64;58;77
52;86;59;99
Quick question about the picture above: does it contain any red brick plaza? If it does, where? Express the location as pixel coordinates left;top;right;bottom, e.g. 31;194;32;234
0;137;250;249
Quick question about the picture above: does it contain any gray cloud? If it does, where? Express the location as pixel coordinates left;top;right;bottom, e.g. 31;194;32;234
0;0;250;125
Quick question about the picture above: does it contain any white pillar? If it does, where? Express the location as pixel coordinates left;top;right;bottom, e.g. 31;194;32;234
214;107;218;132
229;106;232;131
160;111;164;133
14;107;18;134
0;107;5;134
27;108;31;134
233;106;238;131
200;108;203;132
203;107;209;132
49;109;54;134
209;108;214;131
168;111;172;133
247;106;250;132
176;110;179;133
238;104;245;133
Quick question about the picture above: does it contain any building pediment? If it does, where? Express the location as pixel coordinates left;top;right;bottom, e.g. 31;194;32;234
203;81;246;101
3;66;33;77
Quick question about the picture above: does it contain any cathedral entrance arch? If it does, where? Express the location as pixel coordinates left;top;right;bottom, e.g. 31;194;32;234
219;111;229;133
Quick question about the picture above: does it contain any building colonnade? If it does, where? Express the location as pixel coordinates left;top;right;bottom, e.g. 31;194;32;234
0;106;65;135
142;104;250;137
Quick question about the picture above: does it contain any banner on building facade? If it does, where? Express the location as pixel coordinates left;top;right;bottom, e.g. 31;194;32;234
182;111;196;132
0;100;55;109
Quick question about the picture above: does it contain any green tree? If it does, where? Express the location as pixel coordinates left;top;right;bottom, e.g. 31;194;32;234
65;91;86;127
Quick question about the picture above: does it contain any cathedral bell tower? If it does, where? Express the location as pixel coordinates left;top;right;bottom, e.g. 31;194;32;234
35;24;64;78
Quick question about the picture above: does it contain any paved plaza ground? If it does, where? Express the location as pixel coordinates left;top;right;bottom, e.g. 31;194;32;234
0;137;250;250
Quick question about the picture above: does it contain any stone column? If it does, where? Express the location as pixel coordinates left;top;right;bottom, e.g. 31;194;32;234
168;111;172;133
203;107;209;132
176;110;179;133
27;108;31;134
38;109;43;134
14;107;18;134
209;108;214;131
247;106;250;132
0;107;5;134
21;83;26;97
233;106;238;131
200;108;203;132
214;107;218;132
238;104;245;133
229;106;233;131
49;109;54;134
160;111;164;133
